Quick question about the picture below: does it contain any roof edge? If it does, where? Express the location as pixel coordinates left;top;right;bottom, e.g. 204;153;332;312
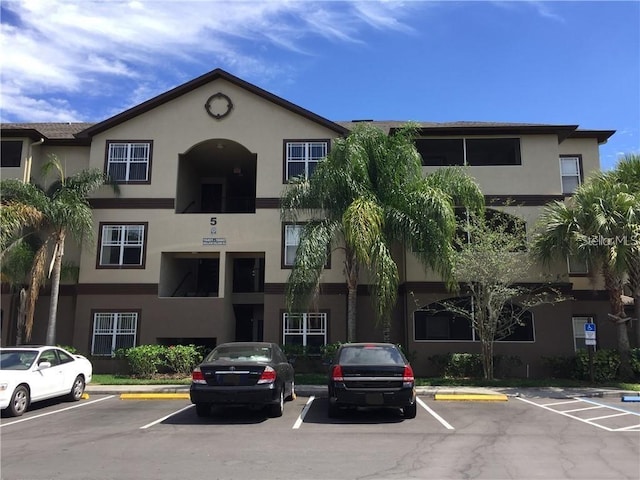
78;68;349;138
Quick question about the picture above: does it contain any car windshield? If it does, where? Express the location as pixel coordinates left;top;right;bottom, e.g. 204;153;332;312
0;350;38;370
207;346;272;362
338;346;405;366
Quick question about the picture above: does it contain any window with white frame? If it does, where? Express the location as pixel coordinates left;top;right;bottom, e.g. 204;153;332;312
572;316;595;351
560;156;582;194
285;140;328;180
91;312;138;356
99;224;146;267
283;224;302;267
106;141;151;182
283;312;327;353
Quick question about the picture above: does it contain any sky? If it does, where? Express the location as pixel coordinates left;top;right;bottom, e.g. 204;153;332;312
0;0;638;171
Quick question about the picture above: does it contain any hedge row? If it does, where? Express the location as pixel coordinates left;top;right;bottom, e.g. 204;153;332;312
116;344;205;377
542;348;640;382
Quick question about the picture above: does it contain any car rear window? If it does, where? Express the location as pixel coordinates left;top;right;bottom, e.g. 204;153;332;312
207;346;272;362
338;346;405;366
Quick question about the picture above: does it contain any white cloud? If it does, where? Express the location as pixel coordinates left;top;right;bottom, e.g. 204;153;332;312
0;0;422;122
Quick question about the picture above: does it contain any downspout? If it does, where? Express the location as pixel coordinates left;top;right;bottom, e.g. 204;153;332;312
24;138;44;183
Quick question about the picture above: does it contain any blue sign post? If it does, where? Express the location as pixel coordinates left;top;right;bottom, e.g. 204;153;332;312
584;322;596;382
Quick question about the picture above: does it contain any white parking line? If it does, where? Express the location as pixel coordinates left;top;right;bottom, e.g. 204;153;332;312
517;397;640;432
416;397;454;430
293;395;315;429
140;404;194;429
562;406;603;413
0;395;115;428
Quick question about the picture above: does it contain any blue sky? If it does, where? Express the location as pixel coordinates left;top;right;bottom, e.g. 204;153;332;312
1;0;638;170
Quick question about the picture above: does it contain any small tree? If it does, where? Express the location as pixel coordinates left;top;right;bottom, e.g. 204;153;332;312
437;210;566;380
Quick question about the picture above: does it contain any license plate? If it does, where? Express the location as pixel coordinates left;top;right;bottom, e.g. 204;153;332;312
223;374;239;386
365;393;384;405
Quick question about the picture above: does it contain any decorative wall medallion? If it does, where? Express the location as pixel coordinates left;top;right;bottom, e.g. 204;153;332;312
205;92;233;120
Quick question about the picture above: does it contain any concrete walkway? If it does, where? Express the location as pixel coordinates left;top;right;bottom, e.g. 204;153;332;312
85;383;639;400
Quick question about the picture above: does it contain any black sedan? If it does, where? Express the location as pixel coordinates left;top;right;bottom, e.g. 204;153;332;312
327;343;417;419
190;342;295;417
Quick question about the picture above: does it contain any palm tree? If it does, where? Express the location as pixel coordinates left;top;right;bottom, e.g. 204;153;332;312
280;123;484;342
532;160;639;379
0;156;118;344
609;154;640;348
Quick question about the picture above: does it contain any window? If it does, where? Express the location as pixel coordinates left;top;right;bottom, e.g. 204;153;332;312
1;140;22;167
560;156;582;194
284;140;328;180
283;312;327;353
98;223;146;267
106;141;152;182
572;316;595;351
283;224;302;267
415;139;464;166
416;138;521;166
414;297;534;341
465;138;521;166
92;312;138;356
567;255;589;275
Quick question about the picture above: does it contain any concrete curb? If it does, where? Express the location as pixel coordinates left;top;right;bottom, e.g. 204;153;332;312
85;384;637;401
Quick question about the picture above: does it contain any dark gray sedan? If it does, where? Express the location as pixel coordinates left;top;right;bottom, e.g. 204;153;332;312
190;342;295;417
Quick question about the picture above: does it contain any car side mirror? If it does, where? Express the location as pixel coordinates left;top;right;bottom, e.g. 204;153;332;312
37;361;52;370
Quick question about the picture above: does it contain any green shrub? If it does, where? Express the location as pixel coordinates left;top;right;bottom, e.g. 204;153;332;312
164;344;203;376
117;345;165;377
429;353;521;378
575;349;621;382
541;355;577;379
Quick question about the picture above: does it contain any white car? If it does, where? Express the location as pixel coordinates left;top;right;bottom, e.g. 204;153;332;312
0;346;92;417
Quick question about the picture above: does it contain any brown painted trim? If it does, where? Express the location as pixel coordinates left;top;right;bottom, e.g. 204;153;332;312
88;197;564;210
78;69;350;138
96;222;149;270
568;130;616;144
77;284;158;295
402;281;574;294
485;195;565;206
256;198;280;209
264;283;347;295
571;290;609;301
104;140;154;185
409;125;580;143
89;198;174;209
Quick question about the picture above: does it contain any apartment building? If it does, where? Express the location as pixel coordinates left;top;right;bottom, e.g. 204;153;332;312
0;68;623;376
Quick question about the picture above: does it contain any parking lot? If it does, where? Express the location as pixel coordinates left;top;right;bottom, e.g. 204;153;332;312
1;392;639;480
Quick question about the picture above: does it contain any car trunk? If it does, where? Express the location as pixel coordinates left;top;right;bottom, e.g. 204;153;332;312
200;363;268;386
340;365;406;389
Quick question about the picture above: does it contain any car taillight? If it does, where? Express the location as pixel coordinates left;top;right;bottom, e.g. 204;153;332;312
257;366;276;384
403;365;415;384
331;365;344;382
192;367;206;384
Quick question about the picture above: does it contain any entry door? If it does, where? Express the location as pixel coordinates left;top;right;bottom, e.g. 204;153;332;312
201;183;223;213
233;305;263;342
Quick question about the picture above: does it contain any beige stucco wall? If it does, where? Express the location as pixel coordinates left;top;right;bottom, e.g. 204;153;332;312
87;78;341;200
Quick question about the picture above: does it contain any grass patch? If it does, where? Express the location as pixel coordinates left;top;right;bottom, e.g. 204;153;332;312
91;372;640;391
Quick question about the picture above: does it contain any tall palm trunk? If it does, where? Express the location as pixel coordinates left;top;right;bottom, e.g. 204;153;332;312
345;250;359;342
627;255;640;348
603;265;633;380
45;232;65;345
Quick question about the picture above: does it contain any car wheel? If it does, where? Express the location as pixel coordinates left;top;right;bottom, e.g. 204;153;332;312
269;388;284;417
327;402;341;419
67;375;85;401
403;402;417;419
286;380;295;401
195;403;211;417
8;385;29;417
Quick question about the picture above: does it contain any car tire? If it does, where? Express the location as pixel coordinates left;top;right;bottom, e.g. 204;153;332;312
195;403;211;417
403;402;417;419
286;380;295;401
8;385;29;417
269;388;284;417
67;375;85;401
